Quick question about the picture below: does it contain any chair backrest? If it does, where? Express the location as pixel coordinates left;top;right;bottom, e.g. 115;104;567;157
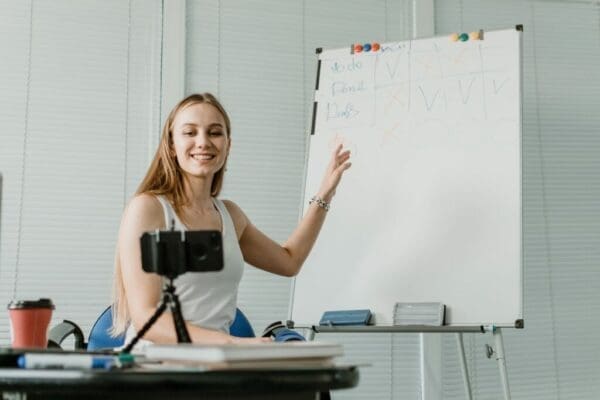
87;306;126;351
230;308;255;338
87;306;125;350
87;306;255;350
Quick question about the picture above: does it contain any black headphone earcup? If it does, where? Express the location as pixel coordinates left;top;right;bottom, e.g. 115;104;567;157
262;321;285;338
262;321;306;342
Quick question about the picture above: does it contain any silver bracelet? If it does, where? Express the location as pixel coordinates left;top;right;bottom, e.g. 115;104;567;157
309;195;330;211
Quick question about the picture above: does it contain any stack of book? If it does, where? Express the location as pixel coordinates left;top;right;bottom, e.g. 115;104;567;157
143;342;344;370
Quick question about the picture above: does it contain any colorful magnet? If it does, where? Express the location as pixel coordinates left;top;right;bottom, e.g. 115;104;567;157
469;31;481;40
458;33;469;42
449;33;459;42
372;42;380;51
363;43;372;52
354;44;363;53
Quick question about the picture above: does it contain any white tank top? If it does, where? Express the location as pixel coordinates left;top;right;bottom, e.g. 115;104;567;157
125;195;244;348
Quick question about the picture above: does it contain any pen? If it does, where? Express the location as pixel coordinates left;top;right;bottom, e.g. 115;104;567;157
17;353;117;370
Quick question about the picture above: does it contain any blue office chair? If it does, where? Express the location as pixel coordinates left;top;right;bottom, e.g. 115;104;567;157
230;308;256;338
49;306;257;350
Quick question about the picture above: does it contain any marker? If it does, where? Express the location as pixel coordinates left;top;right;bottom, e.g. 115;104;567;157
17;353;118;370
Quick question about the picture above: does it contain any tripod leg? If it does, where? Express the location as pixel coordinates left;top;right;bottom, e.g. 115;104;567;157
168;291;191;343
122;302;168;353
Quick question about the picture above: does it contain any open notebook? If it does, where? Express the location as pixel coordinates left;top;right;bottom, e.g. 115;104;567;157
144;342;343;363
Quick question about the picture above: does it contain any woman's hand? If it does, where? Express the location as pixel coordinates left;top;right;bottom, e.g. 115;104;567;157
317;143;352;202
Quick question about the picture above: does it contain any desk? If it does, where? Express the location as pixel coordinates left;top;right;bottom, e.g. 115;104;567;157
0;365;359;400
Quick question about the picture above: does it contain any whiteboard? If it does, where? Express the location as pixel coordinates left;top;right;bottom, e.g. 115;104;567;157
290;28;522;327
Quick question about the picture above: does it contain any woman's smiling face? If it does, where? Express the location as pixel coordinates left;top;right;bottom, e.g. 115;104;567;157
171;102;230;180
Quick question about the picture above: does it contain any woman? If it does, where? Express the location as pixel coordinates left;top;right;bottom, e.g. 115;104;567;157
111;93;351;345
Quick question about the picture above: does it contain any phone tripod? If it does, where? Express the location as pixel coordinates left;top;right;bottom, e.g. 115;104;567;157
122;278;190;354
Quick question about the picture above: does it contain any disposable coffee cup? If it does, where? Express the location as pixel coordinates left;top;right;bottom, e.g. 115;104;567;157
7;298;55;348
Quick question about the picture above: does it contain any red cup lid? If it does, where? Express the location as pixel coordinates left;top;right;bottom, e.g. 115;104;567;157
7;298;55;310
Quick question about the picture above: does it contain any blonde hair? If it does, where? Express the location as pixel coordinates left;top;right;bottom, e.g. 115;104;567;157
110;93;232;336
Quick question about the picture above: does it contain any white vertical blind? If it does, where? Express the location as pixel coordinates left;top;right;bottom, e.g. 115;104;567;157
0;0;162;343
436;1;600;399
185;1;422;399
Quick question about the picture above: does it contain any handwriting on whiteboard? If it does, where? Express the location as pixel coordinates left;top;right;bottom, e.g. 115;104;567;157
318;42;516;130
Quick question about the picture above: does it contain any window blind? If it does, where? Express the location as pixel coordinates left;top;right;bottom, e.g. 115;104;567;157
0;0;162;343
435;1;600;399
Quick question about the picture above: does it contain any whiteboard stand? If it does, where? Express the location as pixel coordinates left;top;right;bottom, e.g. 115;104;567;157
483;326;511;400
455;332;473;400
303;325;512;400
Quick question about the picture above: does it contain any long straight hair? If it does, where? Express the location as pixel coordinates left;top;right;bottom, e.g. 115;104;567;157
110;93;232;336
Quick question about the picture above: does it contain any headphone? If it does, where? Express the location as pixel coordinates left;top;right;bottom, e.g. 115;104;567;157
262;321;306;342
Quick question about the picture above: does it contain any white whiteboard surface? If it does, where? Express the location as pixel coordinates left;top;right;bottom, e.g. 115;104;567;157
291;28;522;327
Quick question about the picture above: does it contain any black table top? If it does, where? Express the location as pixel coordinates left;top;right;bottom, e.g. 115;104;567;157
0;365;359;400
